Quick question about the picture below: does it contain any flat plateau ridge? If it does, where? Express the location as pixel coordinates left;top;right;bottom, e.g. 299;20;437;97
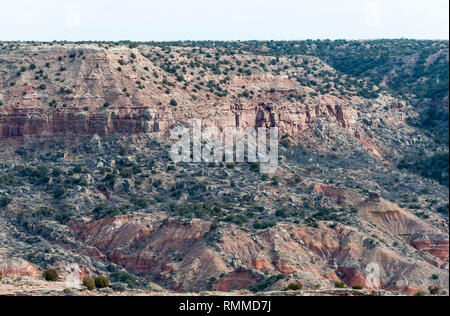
0;41;448;296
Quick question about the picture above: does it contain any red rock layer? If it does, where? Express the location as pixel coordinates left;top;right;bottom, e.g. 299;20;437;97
0;107;157;137
67;215;447;293
0;258;41;277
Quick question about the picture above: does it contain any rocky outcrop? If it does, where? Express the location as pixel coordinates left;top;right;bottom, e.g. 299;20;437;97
0;258;41;277
0;107;158;137
358;197;449;266
0;44;402;164
67;215;448;294
411;235;449;261
212;269;260;292
314;184;346;205
358;198;435;235
74;215;153;251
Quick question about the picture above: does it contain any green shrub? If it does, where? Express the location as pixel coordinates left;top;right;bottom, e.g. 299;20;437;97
429;286;439;295
43;269;59;282
436;204;449;216
275;208;288;218
209;277;217;284
253;221;274;230
432;274;439;280
223;214;248;226
110;272;141;288
153;179;162;188
55;212;71;224
249;274;285;293
20;165;50;184
352;285;363;290
83;277;95;291
248;162;260;172
170;99;178;106
0;196;12;207
334;281;346;288
284;282;303;291
52;168;64;177
131;196;149;209
32;207;53;219
94;276;109;288
53;188;66;199
107;264;117;272
414;291;426;296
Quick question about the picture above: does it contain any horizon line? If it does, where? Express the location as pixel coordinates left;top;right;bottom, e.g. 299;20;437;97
1;38;449;43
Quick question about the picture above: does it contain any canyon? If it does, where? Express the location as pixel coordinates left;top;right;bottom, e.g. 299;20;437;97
0;41;448;296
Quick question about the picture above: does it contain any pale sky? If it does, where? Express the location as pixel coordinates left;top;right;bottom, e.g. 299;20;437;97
1;0;449;41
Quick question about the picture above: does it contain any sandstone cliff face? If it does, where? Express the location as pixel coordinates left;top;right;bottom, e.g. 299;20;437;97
0;44;413;163
0;107;159;137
